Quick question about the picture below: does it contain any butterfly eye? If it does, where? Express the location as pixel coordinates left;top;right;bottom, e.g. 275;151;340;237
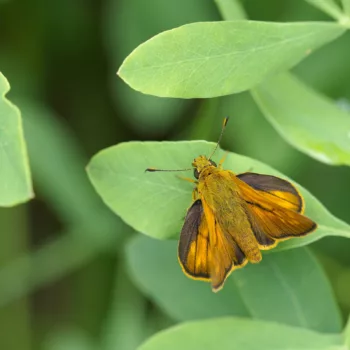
194;168;200;179
209;160;217;167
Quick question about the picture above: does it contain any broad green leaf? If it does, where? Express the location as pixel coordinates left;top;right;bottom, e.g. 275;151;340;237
127;236;341;332
126;235;249;321
87;141;350;250
305;0;345;21
232;247;342;332
0;73;33;206
138;318;343;350
294;33;350;93
252;72;350;166
118;21;345;98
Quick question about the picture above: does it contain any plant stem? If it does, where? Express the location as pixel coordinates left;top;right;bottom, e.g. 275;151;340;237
0;207;31;350
214;0;247;20
101;260;147;350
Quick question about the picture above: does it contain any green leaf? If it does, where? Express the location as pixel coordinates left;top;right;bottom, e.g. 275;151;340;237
87;141;350;250
127;236;341;332
138;317;343;350
252;72;350;167
305;0;345;21
0;73;33;206
118;21;345;98
126;235;249;322
232;247;342;332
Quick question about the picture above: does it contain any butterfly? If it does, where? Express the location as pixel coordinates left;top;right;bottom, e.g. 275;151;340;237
147;118;316;292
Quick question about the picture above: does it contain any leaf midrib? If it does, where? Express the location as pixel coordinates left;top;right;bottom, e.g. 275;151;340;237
122;30;319;73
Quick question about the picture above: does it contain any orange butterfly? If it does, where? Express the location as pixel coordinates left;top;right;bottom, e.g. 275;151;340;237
147;118;316;292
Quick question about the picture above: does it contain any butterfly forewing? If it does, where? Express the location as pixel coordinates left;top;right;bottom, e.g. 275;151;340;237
178;200;211;281
237;172;304;213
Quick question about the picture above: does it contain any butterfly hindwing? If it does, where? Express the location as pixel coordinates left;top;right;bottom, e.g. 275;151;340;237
246;202;316;242
234;174;316;244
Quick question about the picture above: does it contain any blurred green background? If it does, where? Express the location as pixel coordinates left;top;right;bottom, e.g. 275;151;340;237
1;0;350;349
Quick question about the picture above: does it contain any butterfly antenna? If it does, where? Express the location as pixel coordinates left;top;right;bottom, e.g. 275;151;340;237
208;117;229;160
145;167;192;173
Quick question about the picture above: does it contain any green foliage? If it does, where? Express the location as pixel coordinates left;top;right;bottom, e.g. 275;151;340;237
252;72;350;166
127;235;342;332
126;235;249;322
2;1;350;350
305;0;345;21
138;318;344;350
0;98;130;308
87;141;350;250
118;21;345;98
345;317;350;347
103;0;217;132
43;329;96;350
214;0;246;20
0;73;33;206
101;261;148;350
342;0;350;17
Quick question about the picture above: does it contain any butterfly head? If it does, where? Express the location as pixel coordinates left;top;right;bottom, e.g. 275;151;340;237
192;156;217;179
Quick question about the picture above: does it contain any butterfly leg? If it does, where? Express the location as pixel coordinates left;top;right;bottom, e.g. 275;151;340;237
192;187;200;201
177;175;198;184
